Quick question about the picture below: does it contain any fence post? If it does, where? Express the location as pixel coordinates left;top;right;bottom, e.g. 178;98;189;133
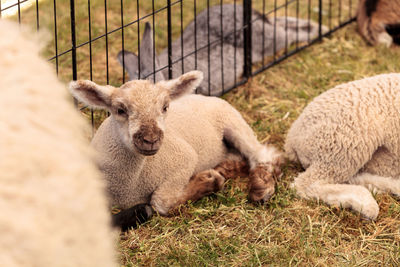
120;0;124;83
167;0;173;79
70;0;78;106
243;0;252;80
318;0;323;40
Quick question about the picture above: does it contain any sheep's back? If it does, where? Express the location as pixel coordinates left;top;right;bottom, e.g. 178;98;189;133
285;73;400;168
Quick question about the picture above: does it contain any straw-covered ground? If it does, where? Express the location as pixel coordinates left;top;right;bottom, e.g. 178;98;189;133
8;0;400;266
120;25;400;266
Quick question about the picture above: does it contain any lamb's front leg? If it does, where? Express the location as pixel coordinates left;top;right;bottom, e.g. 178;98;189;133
150;160;247;215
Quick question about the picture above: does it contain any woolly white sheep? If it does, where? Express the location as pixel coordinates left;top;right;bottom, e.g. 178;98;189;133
285;73;400;220
0;20;116;266
69;71;283;218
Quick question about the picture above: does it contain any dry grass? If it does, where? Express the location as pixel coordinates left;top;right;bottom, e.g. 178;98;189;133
119;24;400;266
5;0;400;266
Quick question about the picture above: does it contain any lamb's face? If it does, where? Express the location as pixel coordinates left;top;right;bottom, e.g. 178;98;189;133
69;70;203;156
112;80;170;156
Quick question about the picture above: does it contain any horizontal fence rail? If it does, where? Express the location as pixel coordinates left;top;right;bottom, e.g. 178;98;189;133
2;0;356;130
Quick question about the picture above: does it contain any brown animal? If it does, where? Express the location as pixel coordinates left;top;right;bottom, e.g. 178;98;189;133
357;0;400;46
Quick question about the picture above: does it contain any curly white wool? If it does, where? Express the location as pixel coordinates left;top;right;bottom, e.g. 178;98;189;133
0;20;116;266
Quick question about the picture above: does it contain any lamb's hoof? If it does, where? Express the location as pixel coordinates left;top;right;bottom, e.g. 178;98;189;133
248;164;276;203
112;204;153;231
211;169;226;191
360;201;379;221
150;195;170;216
190;169;225;193
377;32;393;47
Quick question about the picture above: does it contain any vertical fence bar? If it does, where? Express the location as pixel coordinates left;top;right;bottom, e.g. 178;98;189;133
120;0;125;83
318;0;323;40
220;0;224;93
207;0;210;94
307;0;311;42
70;0;78;106
180;0;184;74
261;0;265;67
296;0;299;49
273;0;277;60
243;0;252;79
88;0;94;134
194;0;197;70
70;0;77;81
53;0;59;75
136;0;140;79
152;0;156;82
233;0;237;86
284;0;288;55
167;0;173;79
104;0;109;84
88;0;93;80
194;0;198;93
17;0;21;23
36;0;39;30
328;0;332;30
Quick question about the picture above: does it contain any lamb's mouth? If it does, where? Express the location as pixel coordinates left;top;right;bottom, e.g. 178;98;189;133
136;147;159;156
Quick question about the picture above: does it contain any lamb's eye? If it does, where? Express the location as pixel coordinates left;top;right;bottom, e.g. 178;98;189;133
117;108;127;116
162;104;169;113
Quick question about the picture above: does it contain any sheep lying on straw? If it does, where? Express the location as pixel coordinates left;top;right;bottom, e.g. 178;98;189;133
285;73;400;220
70;71;283;221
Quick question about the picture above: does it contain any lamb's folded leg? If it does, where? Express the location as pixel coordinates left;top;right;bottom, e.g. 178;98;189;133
222;114;283;203
350;173;400;197
151;160;248;215
350;146;400;195
179;160;249;203
293;165;380;220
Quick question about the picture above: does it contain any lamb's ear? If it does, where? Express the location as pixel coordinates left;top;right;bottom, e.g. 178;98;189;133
69;80;114;109
159;71;203;100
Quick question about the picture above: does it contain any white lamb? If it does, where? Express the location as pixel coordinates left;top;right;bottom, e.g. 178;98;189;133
285;73;400;220
69;71;283;219
0;20;116;266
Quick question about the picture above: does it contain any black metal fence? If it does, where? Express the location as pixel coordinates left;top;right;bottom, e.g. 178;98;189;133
2;0;356;123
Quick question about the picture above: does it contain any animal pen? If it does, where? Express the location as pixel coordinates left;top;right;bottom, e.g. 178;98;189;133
2;0;356;124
